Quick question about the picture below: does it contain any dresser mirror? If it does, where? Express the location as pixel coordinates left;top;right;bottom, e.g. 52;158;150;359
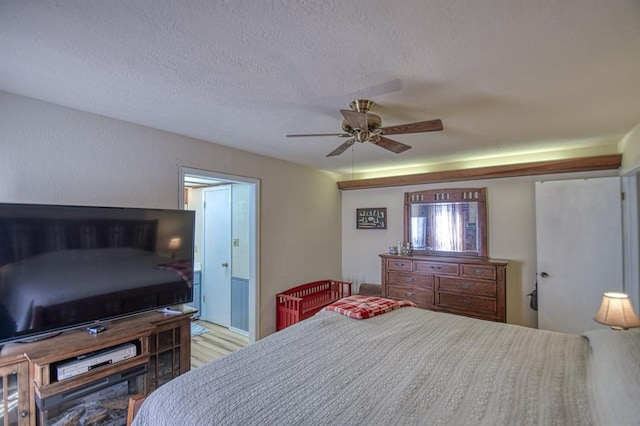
404;188;487;257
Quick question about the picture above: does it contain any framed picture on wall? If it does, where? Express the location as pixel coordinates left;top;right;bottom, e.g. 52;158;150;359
356;207;387;229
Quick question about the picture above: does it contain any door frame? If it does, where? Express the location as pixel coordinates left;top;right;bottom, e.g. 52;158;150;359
621;172;640;312
179;167;260;344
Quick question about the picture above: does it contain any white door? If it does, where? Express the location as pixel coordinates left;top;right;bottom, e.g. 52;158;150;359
202;186;231;327
535;177;623;334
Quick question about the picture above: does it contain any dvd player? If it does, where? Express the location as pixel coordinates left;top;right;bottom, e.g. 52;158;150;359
56;343;137;380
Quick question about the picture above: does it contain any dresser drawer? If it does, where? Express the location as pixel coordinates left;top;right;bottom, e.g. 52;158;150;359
387;284;434;308
414;261;459;276
438;277;496;297
388;271;434;288
460;264;497;280
380;253;507;322
437;292;496;314
386;259;413;271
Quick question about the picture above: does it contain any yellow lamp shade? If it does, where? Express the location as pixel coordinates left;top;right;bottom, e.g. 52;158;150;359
593;292;640;330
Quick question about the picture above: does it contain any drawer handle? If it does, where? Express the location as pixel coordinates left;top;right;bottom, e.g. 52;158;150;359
404;277;414;282
459;298;472;305
472;269;485;275
404;292;415;297
459;282;472;289
430;265;442;270
394;262;405;267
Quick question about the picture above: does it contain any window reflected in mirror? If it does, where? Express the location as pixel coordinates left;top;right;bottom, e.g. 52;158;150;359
410;202;478;252
404;188;487;257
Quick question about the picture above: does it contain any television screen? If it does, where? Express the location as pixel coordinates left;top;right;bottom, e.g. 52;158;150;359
0;203;195;344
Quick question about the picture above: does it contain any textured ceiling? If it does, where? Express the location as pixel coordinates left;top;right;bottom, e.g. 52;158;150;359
1;1;639;177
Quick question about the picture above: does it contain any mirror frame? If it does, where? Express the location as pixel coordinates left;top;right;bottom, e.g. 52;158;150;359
404;187;487;258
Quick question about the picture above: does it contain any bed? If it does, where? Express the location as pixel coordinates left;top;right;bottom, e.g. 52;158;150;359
0;247;190;332
0;217;191;336
133;304;640;426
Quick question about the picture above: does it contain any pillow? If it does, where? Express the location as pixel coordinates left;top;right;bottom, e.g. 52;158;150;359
583;329;640;425
322;295;416;319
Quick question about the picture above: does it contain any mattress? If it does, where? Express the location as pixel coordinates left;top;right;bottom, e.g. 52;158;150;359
133;307;640;425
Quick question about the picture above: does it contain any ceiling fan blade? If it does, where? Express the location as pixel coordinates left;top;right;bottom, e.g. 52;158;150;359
326;139;356;157
340;109;368;130
286;133;351;138
381;119;443;135
371;136;412;154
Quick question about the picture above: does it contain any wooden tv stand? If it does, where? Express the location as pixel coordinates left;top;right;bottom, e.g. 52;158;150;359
0;307;196;425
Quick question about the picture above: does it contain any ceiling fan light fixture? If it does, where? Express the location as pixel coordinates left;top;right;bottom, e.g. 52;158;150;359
355;131;370;143
341;113;382;133
349;99;375;113
286;99;443;157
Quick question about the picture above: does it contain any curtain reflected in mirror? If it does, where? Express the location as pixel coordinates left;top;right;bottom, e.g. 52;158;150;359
410;202;478;252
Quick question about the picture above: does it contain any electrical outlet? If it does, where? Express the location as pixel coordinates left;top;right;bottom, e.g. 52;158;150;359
233;238;240;247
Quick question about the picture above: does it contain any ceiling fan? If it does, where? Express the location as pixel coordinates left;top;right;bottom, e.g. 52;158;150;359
286;99;443;157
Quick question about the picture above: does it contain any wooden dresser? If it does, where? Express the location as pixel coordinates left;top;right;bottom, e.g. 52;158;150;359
380;254;508;322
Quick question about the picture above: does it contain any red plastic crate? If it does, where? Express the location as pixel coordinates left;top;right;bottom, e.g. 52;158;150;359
276;280;352;331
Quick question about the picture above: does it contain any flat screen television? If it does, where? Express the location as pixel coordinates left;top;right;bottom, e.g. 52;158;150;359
0;202;195;345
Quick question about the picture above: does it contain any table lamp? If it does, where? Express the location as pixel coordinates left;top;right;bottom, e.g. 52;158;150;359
168;237;182;259
593;292;640;330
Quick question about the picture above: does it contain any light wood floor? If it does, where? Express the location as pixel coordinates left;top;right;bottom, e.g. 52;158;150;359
190;320;249;369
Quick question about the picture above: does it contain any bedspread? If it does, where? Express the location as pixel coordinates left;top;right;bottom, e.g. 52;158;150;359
134;307;598;425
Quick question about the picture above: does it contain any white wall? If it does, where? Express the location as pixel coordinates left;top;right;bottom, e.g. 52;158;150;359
0;91;342;337
232;183;250;280
619;123;640;311
186;187;204;265
620;123;640;174
341;170;617;328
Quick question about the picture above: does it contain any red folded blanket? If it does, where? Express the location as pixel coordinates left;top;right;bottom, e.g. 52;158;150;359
323;295;416;319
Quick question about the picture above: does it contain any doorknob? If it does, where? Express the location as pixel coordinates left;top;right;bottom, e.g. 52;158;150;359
222;262;229;267
540;272;550;278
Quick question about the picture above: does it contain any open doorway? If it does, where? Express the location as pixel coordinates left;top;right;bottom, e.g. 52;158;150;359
179;167;259;345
